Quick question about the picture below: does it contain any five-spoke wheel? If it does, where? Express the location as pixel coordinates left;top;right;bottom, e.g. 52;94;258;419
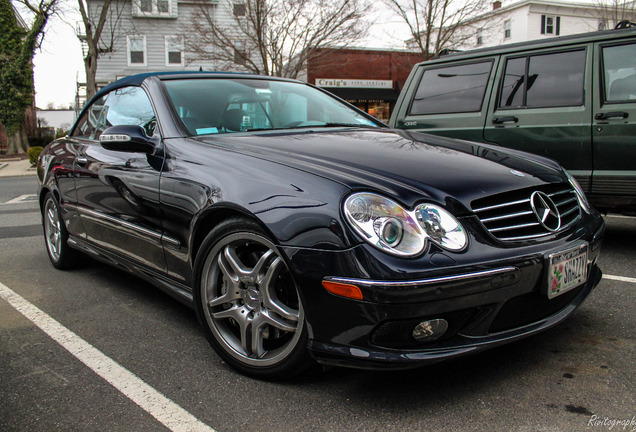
42;193;85;269
195;218;310;378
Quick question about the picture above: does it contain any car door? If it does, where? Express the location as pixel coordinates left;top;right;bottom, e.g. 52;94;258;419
73;85;167;273
592;40;636;201
483;46;593;192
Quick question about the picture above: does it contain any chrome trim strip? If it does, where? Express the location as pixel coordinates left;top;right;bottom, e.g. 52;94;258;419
78;207;181;249
472;198;530;213
329;267;517;288
480;210;533;223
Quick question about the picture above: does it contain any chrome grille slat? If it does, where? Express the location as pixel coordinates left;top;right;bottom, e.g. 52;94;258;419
480;210;534;223
489;222;541;233
471;184;581;242
472;198;530;213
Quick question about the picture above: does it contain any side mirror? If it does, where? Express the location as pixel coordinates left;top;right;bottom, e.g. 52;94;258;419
99;125;157;154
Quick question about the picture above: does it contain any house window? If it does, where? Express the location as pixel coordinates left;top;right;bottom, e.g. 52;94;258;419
133;0;174;17
233;2;246;17
165;36;184;66
504;20;511;39
541;15;560;35
127;36;146;66
234;43;248;65
477;30;483;46
598;19;607;31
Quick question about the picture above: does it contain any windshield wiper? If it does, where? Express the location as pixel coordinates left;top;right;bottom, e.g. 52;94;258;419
322;122;380;128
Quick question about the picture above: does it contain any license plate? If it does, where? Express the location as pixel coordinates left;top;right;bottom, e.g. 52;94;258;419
547;243;588;299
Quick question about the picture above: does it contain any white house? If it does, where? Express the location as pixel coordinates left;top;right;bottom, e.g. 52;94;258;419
84;0;248;86
407;0;612;52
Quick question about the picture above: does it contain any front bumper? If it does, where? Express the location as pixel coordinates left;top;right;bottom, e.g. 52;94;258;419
282;215;604;370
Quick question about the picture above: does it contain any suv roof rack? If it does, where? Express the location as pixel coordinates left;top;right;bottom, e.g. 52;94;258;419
436;48;463;58
615;20;636;29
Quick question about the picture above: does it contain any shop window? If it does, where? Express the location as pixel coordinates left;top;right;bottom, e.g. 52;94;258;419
409;61;493;115
498;49;585;109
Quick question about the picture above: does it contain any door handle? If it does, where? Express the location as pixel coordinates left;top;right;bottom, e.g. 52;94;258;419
76;156;88;166
492;116;519;124
595;111;629;120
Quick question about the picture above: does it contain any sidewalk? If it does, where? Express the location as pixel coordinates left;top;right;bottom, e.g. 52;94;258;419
0;158;37;178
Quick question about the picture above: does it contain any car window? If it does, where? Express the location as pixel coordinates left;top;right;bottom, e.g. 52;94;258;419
602;43;636;103
498;49;585;109
72;94;108;139
72;87;156;140
162;78;380;135
408;61;493;115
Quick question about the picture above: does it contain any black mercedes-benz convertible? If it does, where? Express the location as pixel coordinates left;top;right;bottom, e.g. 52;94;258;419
37;72;604;378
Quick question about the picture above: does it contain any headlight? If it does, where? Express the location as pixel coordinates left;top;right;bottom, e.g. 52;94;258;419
564;170;591;213
343;193;467;257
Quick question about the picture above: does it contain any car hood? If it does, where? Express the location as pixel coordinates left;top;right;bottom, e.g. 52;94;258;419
196;128;564;212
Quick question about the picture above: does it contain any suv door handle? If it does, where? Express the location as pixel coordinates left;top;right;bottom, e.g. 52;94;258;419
492;116;519;124
595;111;629;120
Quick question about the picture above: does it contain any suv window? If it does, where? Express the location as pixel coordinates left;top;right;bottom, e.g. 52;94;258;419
409;61;493;115
498;49;586;109
602;43;636;103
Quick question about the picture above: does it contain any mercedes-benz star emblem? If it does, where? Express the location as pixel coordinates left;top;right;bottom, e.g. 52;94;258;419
530;191;561;232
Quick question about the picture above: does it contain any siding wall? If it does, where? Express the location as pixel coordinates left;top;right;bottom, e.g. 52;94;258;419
93;0;246;83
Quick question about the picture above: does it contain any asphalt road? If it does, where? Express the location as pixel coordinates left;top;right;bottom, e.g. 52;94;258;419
1;176;634;432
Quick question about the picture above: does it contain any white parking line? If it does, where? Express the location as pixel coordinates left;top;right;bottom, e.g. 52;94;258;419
604;274;636;284
1;194;37;205
0;282;215;432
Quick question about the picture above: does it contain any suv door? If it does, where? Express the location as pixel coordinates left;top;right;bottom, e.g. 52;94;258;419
391;58;497;141
72;86;167;273
592;41;636;207
483;46;593;191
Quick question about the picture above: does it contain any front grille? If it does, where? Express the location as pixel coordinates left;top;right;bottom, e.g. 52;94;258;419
472;184;581;242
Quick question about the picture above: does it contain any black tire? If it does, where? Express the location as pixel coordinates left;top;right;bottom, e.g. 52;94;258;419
42;193;87;269
193;217;312;379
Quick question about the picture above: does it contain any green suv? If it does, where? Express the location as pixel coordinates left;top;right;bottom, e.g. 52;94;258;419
390;27;636;214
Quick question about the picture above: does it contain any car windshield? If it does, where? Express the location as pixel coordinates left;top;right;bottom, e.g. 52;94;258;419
162;77;382;136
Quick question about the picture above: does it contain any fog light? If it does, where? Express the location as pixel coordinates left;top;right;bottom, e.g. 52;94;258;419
412;319;448;342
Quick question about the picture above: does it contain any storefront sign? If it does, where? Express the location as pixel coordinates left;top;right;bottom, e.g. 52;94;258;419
316;78;393;89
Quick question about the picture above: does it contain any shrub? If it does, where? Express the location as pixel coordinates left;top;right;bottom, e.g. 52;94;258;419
27;146;43;166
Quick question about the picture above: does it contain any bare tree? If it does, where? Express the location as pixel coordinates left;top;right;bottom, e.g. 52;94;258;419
76;0;126;99
385;0;489;58
185;0;371;79
595;0;636;29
